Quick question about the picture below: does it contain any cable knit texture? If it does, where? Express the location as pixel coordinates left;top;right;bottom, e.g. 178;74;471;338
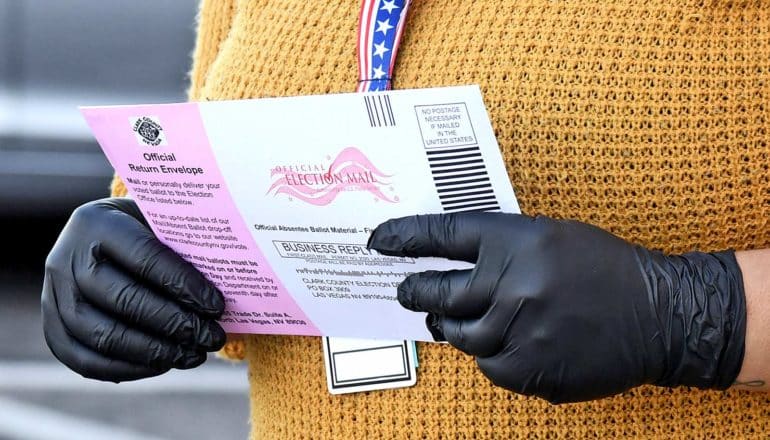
110;0;770;438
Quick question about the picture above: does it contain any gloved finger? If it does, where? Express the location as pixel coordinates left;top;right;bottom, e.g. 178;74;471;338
425;313;446;342
474;352;562;403
42;276;166;382
89;215;224;317
475;353;528;397
98;197;150;228
367;213;488;262
76;254;226;351
58;297;206;371
433;315;504;358
397;270;490;317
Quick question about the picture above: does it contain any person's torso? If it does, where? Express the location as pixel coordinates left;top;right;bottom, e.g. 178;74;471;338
192;1;770;438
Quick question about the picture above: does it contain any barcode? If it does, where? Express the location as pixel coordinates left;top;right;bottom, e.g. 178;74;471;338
427;146;500;212
364;95;395;127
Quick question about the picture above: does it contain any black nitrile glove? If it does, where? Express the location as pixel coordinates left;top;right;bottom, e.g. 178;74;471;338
367;213;746;403
42;198;226;382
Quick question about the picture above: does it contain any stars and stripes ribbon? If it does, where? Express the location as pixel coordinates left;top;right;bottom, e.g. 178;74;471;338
356;0;412;92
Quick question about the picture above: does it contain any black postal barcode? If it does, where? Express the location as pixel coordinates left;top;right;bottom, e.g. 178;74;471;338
427;146;501;212
364;95;395;127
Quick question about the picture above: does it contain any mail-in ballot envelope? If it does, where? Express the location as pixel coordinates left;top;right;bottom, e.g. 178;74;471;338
81;85;520;341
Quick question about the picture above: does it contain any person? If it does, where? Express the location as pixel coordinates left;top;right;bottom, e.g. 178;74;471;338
42;0;770;438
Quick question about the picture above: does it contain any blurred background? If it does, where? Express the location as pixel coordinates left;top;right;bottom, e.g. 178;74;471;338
0;1;249;438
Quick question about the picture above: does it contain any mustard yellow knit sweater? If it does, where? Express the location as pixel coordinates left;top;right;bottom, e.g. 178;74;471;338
112;0;770;438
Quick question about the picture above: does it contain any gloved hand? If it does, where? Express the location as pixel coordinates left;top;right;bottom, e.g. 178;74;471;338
367;213;746;403
42;198;226;382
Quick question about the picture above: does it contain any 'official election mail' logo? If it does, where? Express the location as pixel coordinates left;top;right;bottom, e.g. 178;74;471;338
267;147;398;206
130;116;167;146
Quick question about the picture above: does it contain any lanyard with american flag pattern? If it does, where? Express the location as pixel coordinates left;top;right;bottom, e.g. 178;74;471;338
356;0;412;92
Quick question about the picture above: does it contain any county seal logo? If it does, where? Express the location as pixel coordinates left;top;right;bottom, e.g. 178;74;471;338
130;116;167;146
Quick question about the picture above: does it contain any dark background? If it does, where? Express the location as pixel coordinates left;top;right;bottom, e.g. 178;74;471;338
0;2;249;438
